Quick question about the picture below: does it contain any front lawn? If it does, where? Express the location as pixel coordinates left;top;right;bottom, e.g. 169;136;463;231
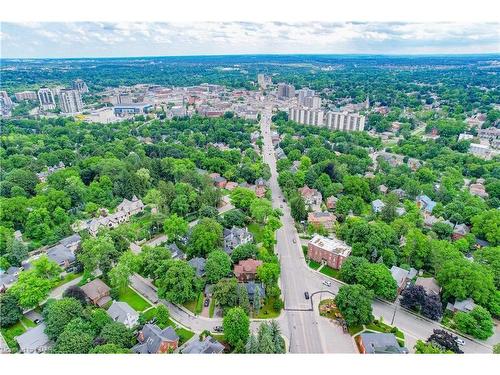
253;297;282;319
209;298;216;318
176;327;195;345
0;321;26;353
183;292;204;315
348;325;364;336
21;316;37;329
53;272;82;288
308;260;321;270
320;266;341;280
248;222;264;244
118;286;151;312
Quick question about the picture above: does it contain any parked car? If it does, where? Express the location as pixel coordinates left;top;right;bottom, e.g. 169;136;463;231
322;280;331;287
292;239;296;244
213;326;223;332
204;299;210;307
456;338;466;346
33;319;42;325
304;292;310;300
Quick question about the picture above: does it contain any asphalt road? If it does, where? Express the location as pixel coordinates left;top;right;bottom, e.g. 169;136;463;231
259;105;498;353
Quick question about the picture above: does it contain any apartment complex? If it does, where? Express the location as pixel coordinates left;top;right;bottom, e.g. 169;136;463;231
37;87;56;110
15;91;38;101
307;234;352;269
59;89;83;113
277;83;295;99
289;107;365;132
72;79;89;93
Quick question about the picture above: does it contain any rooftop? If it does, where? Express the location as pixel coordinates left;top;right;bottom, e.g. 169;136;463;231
309;234;351;257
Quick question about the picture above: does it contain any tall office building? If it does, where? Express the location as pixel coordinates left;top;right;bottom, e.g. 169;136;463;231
59;89;83;114
72;79;89;94
288;107;365;132
37;88;56;110
0;91;13;107
277;83;295;99
297;88;315;104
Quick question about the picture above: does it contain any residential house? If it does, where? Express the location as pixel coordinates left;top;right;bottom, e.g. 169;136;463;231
308;211;336;230
116;195;145;216
326;196;338;210
46;244;76;269
255;185;266;198
469;183;489;199
275;147;286;160
290;160;301;173
371;199;385;213
307;234;352;270
298;186;323;211
213;176;227;189
379;185;388;194
223;227;253;255
244;281;266;301
391;188;406;200
446;298;476;314
233;259;263;282
59;234;81;252
188;257;206;277
452;224;470;241
414;277;441;296
225;181;238;191
407;158;422;171
168;243;186;260
15;323;52;353
132;324;179;354
181;335;224;354
390;266;417;293
107;301;139;329
81;279;112;307
416;195;436;214
357;333;408;354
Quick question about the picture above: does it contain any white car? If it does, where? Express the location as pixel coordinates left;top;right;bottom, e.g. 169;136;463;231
456;338;466;346
322;280;332;287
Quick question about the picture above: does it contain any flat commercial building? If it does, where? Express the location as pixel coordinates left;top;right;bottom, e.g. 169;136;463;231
59;89;83;113
289;107;365;132
113;103;152;116
307;234;351;269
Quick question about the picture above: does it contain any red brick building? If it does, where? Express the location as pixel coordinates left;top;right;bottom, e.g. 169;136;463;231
307;234;351;270
233;259;263;282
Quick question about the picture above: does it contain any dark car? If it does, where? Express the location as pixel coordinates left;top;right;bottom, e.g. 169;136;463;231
33;319;42;325
204;298;210;307
304;292;310;300
213;326;223;332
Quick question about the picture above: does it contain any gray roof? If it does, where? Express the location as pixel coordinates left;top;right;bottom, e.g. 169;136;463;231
107;301;139;324
188;257;206;277
132;324;179;354
182;335;224;354
0;266;20;286
15;323;51;353
47;244;75;266
360;333;408;354
390;266;410;287
168;243;186;260
244;281;265;299
59;234;81;247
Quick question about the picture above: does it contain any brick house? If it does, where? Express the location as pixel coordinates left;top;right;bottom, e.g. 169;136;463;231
298;186;322;211
233;259;263;282
132;324;179;354
80;279;111;307
307;234;351;270
308;211;336;230
326;196;338;210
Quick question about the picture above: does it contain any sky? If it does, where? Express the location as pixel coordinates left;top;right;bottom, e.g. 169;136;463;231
1;22;499;58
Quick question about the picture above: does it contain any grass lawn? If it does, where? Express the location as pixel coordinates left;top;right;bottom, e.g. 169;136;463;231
308;260;321;270
209;298;216;318
365;320;405;344
118;286;151;312
0;321;26;353
183;292;204;315
320;266;341;280
248;222;264;244
253;297;281;319
176;327;195;345
348;325;364;336
21;316;37;329
53;272;82;288
141;307;158;321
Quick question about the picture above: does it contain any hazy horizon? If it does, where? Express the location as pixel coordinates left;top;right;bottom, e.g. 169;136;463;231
2;22;499;59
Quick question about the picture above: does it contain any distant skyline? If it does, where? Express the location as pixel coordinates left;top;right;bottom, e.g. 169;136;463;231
1;22;499;58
